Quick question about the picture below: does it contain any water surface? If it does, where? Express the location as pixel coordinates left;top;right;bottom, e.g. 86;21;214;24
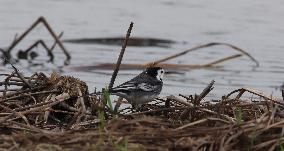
1;0;284;100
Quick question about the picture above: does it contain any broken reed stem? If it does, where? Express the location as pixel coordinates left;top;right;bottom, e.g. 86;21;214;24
203;54;242;67
5;16;70;65
0;86;46;102
24;40;54;62
108;22;134;90
0;81;27;87
6;59;32;88
145;42;259;67
180;80;215;120
226;88;284;105
40;17;70;65
50;31;64;51
86;54;244;71
0;73;36;79
195;80;215;103
175;118;208;130
6;18;41;55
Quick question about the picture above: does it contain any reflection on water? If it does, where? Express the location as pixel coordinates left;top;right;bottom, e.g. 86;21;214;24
63;37;176;48
1;0;284;99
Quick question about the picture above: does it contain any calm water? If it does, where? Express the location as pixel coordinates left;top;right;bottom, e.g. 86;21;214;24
1;0;284;100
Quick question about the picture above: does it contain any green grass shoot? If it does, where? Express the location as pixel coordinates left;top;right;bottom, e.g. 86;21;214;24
280;145;284;151
235;107;243;125
98;110;106;133
114;137;128;151
103;88;113;112
278;140;284;151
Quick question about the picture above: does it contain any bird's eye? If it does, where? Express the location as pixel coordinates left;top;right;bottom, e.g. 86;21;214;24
161;71;164;73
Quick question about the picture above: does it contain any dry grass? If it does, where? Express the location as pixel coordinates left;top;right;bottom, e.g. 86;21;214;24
0;71;284;151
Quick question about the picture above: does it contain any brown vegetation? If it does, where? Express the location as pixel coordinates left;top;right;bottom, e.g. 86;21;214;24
1;70;284;151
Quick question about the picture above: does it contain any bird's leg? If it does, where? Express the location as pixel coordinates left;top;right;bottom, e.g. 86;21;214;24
131;102;140;112
114;97;123;113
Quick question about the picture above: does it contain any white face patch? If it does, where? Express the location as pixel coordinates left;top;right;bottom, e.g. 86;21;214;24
156;69;164;81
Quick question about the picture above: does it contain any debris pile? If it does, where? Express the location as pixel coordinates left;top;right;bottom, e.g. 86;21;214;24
0;70;284;151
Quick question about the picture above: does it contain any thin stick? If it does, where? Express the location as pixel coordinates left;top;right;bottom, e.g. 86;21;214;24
180;80;215;120
145;42;259;67
226;88;283;105
50;31;64;51
6;59;32;88
6;18;42;55
175;119;208;130
0;93;70;124
0;86;45;102
18;93;70;115
5;17;70;65
12;94;57;112
1;89;59;102
108;22;134;89
40;17;71;65
173;97;235;122
0;81;26;86
203;54;242;67
23;40;54;62
0;104;30;125
82;53;242;71
196;80;215;103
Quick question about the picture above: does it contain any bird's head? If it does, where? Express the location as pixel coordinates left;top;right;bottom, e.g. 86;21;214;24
145;67;164;82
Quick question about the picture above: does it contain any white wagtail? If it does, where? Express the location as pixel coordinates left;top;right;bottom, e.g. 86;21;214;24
109;67;164;107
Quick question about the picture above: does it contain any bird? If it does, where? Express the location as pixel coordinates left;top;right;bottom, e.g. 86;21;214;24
109;67;164;107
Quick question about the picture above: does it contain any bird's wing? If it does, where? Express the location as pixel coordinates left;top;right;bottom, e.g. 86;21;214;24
111;80;137;92
137;83;157;92
111;72;160;93
111;81;157;92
